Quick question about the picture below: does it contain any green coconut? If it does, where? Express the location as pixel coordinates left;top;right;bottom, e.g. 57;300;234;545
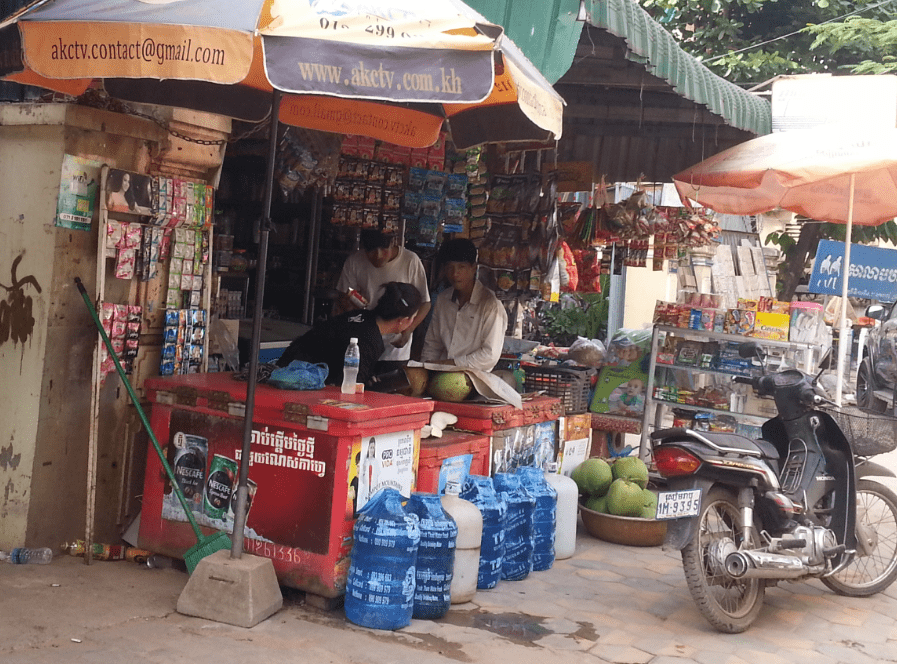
611;456;649;489
427;371;474;402
585;495;608;513
605;478;645;517
571;458;614;497
640;488;658;519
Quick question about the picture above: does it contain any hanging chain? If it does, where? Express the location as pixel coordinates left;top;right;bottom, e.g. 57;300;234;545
46;88;271;145
125;107;272;145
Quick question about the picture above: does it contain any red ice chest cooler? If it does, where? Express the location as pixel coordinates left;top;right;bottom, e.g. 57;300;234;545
416;430;491;493
138;373;433;599
431;394;564;433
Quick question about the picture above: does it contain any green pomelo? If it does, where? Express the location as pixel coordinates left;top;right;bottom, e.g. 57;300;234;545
611;456;649;489
427;371;473;402
585;495;607;513
605;478;645;517
572;458;613;497
640;489;658;519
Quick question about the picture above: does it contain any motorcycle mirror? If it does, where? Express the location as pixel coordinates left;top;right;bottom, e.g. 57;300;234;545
813;346;833;385
738;341;766;364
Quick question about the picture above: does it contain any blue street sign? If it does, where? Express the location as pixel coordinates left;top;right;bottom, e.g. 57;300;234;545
808;239;897;302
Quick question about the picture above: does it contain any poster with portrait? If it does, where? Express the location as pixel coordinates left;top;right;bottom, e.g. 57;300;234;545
56;155;101;231
105;168;155;216
351;429;417;513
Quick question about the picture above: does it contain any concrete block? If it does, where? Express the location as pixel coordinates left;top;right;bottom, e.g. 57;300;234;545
176;550;283;628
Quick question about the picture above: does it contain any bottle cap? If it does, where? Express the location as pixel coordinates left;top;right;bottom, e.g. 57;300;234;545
545;462;559;473
444;480;461;496
350;337;358;344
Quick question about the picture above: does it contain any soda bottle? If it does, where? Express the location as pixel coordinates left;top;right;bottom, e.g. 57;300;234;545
1;547;54;564
341;337;360;394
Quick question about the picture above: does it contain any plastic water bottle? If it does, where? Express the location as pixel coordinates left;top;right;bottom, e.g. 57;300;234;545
1;547;54;564
441;481;482;604
407;492;458;619
544;462;578;560
516;466;557;571
345;488;420;630
460;475;506;590
493;472;535;581
341;337;360;394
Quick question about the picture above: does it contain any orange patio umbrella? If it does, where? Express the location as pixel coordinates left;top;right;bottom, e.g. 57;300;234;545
673;124;897;404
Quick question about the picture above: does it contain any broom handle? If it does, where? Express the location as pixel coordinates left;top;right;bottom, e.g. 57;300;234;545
75;278;203;539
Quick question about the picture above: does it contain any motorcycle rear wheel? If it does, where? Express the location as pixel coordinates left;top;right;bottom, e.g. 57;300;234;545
822;479;897;597
681;486;765;633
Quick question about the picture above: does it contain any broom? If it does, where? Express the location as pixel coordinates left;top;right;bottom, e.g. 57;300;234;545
75;277;231;574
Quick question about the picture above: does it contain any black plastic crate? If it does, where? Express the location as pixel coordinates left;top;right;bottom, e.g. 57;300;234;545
523;365;595;414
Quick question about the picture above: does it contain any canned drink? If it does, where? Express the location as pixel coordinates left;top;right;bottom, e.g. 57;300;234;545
172;433;207;506
125;548;153;564
347;288;368;308
204;454;238;521
229;478;258;524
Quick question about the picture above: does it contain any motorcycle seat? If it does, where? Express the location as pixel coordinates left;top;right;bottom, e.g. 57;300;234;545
652;428;780;460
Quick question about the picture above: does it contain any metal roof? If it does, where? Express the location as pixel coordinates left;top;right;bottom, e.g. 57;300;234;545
581;0;770;135
465;0;772;182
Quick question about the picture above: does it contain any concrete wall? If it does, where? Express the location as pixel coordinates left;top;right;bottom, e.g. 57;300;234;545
0;104;229;550
622;263;677;331
0;120;62;548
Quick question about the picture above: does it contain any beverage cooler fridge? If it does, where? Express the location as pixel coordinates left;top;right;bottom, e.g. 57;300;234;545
138;373;433;599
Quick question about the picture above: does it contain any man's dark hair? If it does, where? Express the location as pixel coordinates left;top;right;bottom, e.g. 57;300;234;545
439;238;478;265
373;282;423;320
360;228;396;251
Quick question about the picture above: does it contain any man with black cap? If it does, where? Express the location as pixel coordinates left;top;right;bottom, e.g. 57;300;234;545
421;238;507;372
334;228;430;370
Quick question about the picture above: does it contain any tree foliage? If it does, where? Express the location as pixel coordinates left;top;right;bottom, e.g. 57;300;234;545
805;16;897;74
638;0;897;86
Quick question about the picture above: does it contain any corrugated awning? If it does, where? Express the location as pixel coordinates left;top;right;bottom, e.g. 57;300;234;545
464;0;771;137
582;0;770;135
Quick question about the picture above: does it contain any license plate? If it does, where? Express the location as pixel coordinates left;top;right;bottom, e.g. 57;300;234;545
655;489;702;520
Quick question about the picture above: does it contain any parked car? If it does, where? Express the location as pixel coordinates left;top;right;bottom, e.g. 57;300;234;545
856;303;897;412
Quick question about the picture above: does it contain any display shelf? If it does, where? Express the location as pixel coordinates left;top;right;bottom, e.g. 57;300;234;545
654;362;755;380
653;324;792;346
648;399;769;424
639;324;818;461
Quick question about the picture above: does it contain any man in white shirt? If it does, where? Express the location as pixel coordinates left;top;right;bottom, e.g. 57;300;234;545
421;239;507;372
335;229;431;367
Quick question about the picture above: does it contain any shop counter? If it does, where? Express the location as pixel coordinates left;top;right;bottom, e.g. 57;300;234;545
430;395;564;474
138;373;433;598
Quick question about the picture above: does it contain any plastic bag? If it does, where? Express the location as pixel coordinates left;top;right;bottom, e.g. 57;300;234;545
209;316;240;371
566;336;607;367
268;361;329;390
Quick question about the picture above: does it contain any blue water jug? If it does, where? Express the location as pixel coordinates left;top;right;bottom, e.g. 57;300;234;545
516;466;557;571
493;472;535;581
407;492;458;619
345;488;420;630
460;475;506;589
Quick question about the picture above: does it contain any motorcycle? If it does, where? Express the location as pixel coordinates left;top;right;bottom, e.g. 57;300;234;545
651;342;897;633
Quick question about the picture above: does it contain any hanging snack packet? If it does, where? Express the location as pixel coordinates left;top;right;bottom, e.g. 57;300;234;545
115;248;136;280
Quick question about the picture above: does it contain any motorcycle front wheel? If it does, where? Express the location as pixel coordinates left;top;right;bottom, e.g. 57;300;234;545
681;486;765;633
822;479;897;597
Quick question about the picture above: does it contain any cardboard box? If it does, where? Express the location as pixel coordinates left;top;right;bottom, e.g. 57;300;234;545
724;309;755;335
751;312;791;341
557;414;592;475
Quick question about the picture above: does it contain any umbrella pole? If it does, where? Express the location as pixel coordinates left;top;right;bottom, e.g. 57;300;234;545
835;173;856;407
231;90;282;558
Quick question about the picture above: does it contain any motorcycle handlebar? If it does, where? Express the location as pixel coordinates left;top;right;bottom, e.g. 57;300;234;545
732;373;820;406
